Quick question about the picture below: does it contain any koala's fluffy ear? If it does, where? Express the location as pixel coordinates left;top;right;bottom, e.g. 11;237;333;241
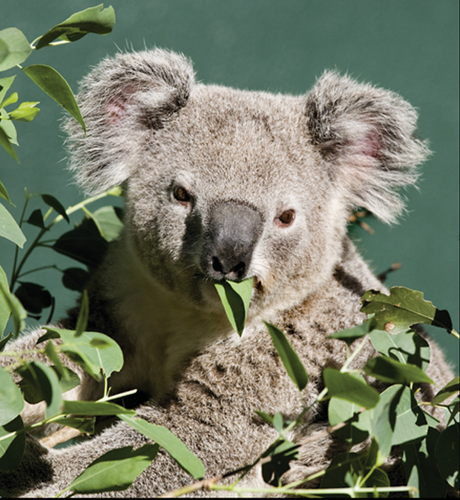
305;71;430;223
64;49;195;193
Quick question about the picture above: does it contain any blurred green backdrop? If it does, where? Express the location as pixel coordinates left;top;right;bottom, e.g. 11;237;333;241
1;0;458;370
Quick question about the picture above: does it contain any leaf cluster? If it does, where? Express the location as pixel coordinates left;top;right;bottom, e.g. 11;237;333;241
215;283;459;497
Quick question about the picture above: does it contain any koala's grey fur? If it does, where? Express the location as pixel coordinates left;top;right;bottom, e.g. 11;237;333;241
0;49;453;497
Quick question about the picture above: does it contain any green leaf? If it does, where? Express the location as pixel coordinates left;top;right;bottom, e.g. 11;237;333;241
0;333;13;352
1;92;18;108
51;416;95;435
214;277;253;336
265;322;308;391
328;317;374;346
25;208;46;229
52;217;108;268
44;340;68;381
90;206;123;242
0;278;26;335
119;415;205;479
0;125;18;161
363;356;434;385
15;282;52;315
44;328;123;380
328;397;361;426
0;179;14;206
403;428;448;498
23;64;85;132
75;290;89;337
62;400;135;417
65;444;158;495
0;266;10;337
321;452;390;494
62;267;90;292
41;194;69;222
0;28;32;71
53;366;80;394
358;385;436;450
15;361;62;418
323;368;379;409
261;437;299;486
36;4;116;50
0;107;18;145
432;376;460;405
361;287;454;334
0;76;16;104
0;415;25;471
0;366;24;426
9;101;40;122
369;329;430;372
436;423;459;490
0;203;25;247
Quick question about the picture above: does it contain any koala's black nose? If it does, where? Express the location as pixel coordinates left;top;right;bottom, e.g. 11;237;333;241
203;201;262;282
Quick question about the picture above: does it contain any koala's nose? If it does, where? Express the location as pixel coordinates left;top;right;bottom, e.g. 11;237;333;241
203;202;262;282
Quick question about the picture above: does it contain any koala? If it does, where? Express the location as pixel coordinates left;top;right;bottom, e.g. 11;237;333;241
0;49;453;497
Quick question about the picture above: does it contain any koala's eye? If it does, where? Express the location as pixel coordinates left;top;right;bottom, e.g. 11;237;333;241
277;209;295;226
173;186;191;204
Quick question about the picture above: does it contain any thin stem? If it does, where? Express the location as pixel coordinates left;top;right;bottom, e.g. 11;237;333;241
340;336;369;373
10;195;31;288
17;264;60;279
98;389;138;403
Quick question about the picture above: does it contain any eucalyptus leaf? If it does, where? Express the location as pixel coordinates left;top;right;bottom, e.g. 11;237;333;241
23;64;85;132
403;429;448;498
265;322;308;391
0;415;24;470
52;217;108;268
432;376;460;406
0;76;16;104
119;415;205;479
9;101;40;122
25;208;46;229
369;329;430;372
1;92;18;108
41;194;69;222
261;437;299;486
0;203;26;247
0;366;24;426
0;266;10;337
0;180;13;206
0;125;18;161
65;444;158;495
436;423;459;490
44;328;123;380
363;356;433;385
62;400;135;417
51;416;95;435
90;205;124;242
0;28;32;71
0;107;18;145
0;278;26;335
361;287;454;334
214;277;253;336
75;290;89;337
328;317;374;346
323;368;379;409
36;4;116;50
15;361;62;418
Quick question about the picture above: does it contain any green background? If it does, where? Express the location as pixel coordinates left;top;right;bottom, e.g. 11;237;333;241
1;1;458;370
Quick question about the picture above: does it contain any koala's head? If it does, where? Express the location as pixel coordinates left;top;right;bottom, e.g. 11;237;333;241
65;50;429;316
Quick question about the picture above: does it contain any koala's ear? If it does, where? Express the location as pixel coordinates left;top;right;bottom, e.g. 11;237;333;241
305;71;430;223
64;49;195;193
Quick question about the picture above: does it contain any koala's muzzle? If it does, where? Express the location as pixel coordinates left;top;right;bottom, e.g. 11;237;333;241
202;202;262;282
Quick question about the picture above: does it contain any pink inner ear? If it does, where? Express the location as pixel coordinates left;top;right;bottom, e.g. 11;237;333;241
360;132;382;158
106;97;127;125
